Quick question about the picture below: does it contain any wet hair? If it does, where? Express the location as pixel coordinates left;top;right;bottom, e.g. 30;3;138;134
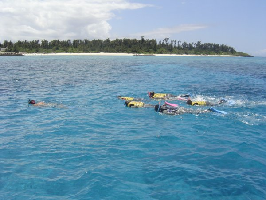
28;99;36;104
187;100;192;105
149;92;155;97
124;101;129;107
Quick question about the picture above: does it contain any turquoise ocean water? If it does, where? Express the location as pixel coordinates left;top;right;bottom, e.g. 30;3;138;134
0;55;266;200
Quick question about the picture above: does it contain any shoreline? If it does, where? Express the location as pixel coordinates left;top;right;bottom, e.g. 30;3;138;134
23;52;235;57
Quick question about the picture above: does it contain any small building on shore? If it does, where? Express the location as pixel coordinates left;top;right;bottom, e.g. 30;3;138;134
0;48;7;52
0;51;23;56
0;47;23;56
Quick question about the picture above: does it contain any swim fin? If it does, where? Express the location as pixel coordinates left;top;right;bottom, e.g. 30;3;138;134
208;107;227;114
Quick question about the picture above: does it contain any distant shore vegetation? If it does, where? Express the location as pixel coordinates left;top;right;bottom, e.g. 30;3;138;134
0;37;251;57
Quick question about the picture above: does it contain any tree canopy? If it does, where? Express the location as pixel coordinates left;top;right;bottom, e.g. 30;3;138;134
0;37;251;57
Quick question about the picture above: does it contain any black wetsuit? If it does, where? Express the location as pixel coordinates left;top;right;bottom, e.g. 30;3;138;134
155;104;209;115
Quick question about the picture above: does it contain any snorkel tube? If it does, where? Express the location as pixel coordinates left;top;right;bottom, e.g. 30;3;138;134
124;101;129;107
157;102;161;112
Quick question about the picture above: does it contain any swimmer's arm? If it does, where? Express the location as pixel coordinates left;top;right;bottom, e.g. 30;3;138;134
193;109;210;114
162;110;176;115
181;108;209;114
143;104;155;108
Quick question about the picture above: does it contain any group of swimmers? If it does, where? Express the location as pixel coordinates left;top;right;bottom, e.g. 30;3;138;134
118;91;228;115
28;91;227;115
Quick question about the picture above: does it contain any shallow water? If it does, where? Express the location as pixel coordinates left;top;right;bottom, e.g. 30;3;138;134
0;55;266;199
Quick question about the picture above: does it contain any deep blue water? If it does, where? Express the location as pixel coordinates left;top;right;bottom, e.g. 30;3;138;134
0;55;266;200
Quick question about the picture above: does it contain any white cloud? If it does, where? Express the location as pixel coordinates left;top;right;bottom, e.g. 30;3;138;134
0;0;150;41
134;24;208;39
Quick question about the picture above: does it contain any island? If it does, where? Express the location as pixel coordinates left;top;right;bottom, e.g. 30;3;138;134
0;37;252;57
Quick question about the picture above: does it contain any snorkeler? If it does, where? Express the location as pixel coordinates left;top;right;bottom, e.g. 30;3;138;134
155;102;226;115
28;99;65;108
124;100;155;108
148;91;190;101
186;98;227;106
28;99;47;106
154;102;193;115
117;96;143;101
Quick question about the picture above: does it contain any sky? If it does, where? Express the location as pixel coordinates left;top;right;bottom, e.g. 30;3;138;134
0;0;266;56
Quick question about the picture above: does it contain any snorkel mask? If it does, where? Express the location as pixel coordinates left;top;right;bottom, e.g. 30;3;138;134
148;92;154;98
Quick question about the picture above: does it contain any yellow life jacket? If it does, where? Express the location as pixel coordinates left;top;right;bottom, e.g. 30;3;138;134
127;101;145;107
191;101;207;106
120;97;134;101
153;93;167;99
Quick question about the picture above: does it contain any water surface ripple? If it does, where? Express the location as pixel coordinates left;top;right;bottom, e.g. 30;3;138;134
0;56;265;200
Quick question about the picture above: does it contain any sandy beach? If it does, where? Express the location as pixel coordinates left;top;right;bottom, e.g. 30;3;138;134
23;52;234;57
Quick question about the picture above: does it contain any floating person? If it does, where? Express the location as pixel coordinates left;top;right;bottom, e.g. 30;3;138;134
155;102;227;115
124;100;155;108
186;98;227;106
148;91;190;101
117;96;143;101
28;99;65;108
154;102;193;115
28;99;46;106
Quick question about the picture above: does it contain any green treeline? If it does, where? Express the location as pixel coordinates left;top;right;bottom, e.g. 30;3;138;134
0;37;250;56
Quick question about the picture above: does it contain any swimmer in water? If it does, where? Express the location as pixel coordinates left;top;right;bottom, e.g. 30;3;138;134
117;96;143;101
155;103;212;115
148;91;190;101
186;98;227;106
28;99;65;108
124;100;155;108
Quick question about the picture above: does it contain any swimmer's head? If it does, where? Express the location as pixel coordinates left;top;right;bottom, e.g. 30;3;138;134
149;92;154;98
187;100;192;105
181;94;190;98
219;98;227;104
28;99;35;104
